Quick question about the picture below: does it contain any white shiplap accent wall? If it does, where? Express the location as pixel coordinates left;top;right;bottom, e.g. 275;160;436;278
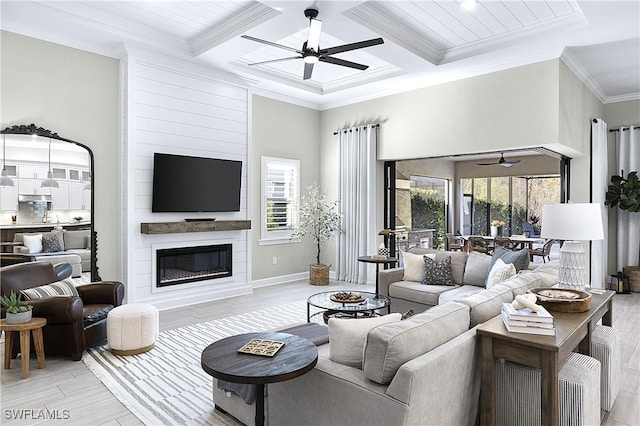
123;50;251;309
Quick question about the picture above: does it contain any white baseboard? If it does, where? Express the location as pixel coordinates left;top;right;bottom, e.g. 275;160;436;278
252;270;338;288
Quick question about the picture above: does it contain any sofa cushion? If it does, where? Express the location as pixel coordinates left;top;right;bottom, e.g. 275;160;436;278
438;285;483;305
63;230;89;250
403;252;435;282
22;234;43;254
363;302;470;384
530;260;560;287
463;252;492;287
490;246;530;272
497;273;543;296
390;281;458;306
408;248;468;285
328;313;401;368
42;233;64;253
424;256;454;286
486;258;516;289
20;279;79;300
457;284;514;328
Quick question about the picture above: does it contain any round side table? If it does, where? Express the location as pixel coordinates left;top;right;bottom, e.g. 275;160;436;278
1;317;47;379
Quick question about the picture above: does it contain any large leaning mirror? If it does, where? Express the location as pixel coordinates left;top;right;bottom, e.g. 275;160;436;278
0;124;100;281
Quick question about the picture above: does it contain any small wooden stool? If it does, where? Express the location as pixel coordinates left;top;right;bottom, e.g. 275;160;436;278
1;317;47;379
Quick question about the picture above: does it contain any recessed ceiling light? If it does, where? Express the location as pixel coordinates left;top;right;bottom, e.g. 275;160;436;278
461;0;477;11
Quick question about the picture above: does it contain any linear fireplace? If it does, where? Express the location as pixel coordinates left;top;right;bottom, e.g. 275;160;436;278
156;244;232;288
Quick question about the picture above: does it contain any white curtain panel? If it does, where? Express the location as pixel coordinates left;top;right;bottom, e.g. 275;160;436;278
616;126;640;270
337;125;377;284
590;118;608;288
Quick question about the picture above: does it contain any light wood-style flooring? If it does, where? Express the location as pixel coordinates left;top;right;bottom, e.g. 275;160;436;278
1;280;639;426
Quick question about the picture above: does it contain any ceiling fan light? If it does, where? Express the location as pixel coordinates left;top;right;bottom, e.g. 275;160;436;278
461;0;477;11
303;55;319;64
0;169;14;187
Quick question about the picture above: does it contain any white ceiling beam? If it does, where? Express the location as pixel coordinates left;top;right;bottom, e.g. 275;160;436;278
190;2;280;57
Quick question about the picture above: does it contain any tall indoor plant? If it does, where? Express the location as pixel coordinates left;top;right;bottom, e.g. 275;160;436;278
292;182;341;285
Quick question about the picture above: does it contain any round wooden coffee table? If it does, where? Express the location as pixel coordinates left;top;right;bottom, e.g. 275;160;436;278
201;332;318;426
1;317;47;379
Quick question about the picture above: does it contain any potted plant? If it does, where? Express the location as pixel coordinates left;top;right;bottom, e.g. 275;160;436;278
1;291;33;324
605;171;640;213
605;170;640;292
291;182;342;285
490;220;505;237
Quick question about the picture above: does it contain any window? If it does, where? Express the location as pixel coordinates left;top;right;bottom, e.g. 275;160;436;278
260;156;299;245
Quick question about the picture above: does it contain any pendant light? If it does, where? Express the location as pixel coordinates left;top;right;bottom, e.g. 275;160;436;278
41;137;59;188
1;134;15;187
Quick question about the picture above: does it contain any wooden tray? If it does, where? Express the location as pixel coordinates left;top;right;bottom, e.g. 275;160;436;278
529;288;592;313
237;339;285;357
330;292;365;303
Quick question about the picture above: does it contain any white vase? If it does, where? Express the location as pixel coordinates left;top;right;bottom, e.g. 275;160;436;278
490;226;500;237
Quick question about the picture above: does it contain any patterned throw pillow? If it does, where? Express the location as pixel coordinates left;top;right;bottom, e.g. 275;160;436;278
423;256;454;286
42;234;63;253
20;280;79;300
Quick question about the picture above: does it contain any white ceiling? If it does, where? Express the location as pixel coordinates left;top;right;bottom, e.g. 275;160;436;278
1;0;639;110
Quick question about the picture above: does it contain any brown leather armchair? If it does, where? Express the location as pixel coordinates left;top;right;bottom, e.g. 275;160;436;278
1;261;124;361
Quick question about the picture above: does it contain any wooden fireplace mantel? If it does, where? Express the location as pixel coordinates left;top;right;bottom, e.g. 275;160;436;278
140;220;251;235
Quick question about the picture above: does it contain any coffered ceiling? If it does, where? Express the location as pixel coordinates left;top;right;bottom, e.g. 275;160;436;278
1;1;638;110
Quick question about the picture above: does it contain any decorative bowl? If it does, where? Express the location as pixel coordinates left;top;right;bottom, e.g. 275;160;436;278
529;288;592;313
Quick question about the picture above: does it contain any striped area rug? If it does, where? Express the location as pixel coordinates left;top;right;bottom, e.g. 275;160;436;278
83;300;309;425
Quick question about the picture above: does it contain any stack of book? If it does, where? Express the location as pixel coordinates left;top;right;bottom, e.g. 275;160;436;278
501;302;555;335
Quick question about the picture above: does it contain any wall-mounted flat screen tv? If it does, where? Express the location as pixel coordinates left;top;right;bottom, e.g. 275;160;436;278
152;153;242;213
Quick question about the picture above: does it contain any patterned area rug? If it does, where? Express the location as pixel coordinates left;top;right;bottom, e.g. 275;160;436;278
83;300;310;425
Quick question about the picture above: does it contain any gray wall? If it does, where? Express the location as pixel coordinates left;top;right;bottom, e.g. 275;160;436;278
1;31;120;280
251;95;321;281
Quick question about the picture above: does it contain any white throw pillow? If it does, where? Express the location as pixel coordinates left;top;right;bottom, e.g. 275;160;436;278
22;234;43;254
402;252;435;282
328;313;402;369
486;258;516;289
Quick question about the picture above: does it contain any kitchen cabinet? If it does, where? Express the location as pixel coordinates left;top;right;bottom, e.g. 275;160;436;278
0;185;19;210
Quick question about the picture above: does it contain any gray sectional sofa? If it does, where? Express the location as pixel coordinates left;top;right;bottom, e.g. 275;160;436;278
12;230;91;277
213;249;563;425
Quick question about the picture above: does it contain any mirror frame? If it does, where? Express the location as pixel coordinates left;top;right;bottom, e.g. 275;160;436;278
1;123;101;281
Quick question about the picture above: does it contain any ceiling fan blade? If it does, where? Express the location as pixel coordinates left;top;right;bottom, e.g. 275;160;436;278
247;56;301;66
303;62;314;80
320;56;368;70
477;162;499;166
307;18;322;52
320;38;384;55
241;35;301;54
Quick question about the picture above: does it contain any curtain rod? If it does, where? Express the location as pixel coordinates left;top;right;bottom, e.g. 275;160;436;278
333;123;380;135
609;125;640;133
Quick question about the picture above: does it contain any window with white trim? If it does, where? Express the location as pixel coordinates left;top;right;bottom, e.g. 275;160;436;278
260;156;299;245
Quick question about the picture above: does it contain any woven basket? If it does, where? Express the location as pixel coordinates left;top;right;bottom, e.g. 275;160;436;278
623;266;640;293
309;264;329;286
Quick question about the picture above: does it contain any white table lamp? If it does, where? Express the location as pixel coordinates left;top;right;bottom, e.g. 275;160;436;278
540;203;604;290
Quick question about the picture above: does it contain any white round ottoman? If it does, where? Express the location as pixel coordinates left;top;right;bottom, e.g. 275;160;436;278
107;303;159;355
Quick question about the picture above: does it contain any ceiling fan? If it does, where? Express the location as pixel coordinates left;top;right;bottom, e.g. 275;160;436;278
241;8;384;80
477;153;521;167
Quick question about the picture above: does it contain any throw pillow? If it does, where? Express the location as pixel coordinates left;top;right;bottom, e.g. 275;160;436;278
328;313;402;369
403;252;435;282
22;234;43;254
462;251;492;287
42;234;63;253
423;256;454;286
21;279;79;300
490;246;530;272
486;258;517;289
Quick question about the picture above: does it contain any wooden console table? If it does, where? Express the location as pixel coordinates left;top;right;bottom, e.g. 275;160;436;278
477;290;614;425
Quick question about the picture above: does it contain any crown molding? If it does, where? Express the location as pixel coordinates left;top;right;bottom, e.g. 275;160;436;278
560;49;607;103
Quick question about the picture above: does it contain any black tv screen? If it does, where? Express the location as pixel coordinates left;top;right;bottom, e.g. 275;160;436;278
152;153;242;213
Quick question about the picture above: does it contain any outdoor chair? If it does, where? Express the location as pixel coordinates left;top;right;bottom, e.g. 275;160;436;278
468;236;492;254
446;233;464;251
494;237;518;251
530;239;555;263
